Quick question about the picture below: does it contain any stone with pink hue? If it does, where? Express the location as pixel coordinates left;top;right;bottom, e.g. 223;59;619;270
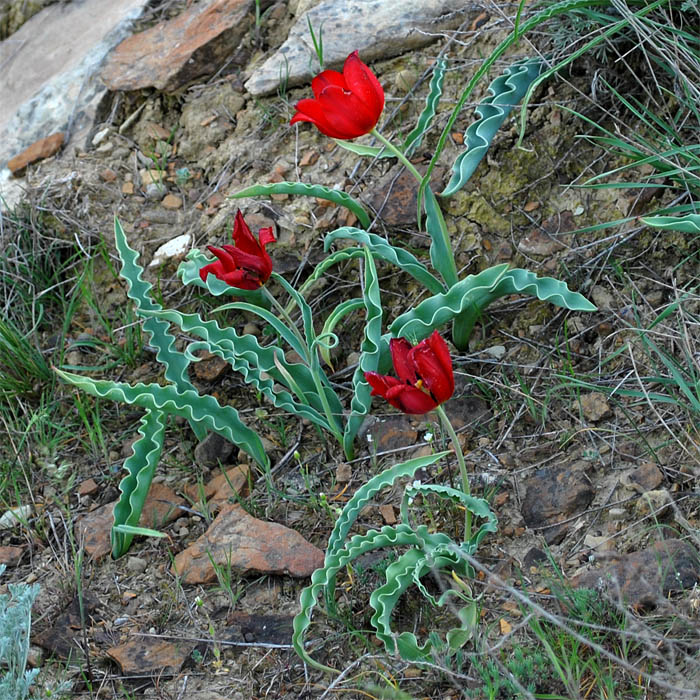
101;0;255;93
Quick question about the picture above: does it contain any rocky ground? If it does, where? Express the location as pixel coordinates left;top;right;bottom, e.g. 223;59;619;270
1;0;699;698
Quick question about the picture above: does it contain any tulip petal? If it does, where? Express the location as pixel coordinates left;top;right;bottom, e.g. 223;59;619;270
220;269;260;290
199;259;227;282
290;98;351;139
390;338;417;385
343;51;384;120
231;210;261;257
258;227;275;247
314;87;379;137
411;332;454;404
207;245;237;270
365;371;402;397
311;69;346;98
385;384;437;415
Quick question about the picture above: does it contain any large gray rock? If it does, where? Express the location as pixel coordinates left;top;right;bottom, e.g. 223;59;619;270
244;0;474;96
0;0;150;205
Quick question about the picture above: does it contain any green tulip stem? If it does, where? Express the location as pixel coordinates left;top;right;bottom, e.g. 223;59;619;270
262;285;344;450
435;404;472;542
370;128;423;184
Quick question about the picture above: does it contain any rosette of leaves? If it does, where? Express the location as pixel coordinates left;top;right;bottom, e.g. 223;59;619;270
56;223;384;557
293;451;497;673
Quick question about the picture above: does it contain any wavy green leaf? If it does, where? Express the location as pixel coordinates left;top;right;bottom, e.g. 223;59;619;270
324;228;445;294
56;369;269;470
402;484;497;549
297;248;366;299
319;299;365;369
111;409;166;558
369;545;474;661
641;213;700;233
231;182;371;229
403;56;447;157
343;247;384;457
442;57;543;197
140;308;335;430
293;523;446;673
114;217;206;439
327;451;448;563
424;189;459;287
215;301;309;362
391;264;596;342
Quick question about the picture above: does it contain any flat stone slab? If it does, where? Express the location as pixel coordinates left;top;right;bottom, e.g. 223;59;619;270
101;0;255;93
0;0;150;202
172;503;324;583
107;636;193;677
245;0;473;96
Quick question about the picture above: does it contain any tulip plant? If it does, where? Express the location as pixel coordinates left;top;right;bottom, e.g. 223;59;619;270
235;48;596;354
54;1;605;672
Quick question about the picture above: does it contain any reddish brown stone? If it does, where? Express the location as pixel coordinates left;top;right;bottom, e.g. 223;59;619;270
193;350;229;381
76;483;184;560
101;0;254;92
139;482;186;528
630;461;664;492
7;133;64;175
521;463;595;544
75;501;113;559
573;539;700;608
207;464;250;506
171;504;323;583
0;546;25;566
106;637;193;676
369;165;446;227
78;478;99;497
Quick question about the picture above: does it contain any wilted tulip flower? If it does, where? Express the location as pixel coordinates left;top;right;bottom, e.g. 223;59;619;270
199;210;275;290
365;331;454;415
290;50;384;140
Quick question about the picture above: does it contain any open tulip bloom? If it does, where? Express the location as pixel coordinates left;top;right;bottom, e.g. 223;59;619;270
290;50;384;140
199;209;275;290
365;331;453;415
366;330;473;538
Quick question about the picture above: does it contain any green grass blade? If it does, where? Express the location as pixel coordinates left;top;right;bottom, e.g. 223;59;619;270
324;227;445;294
231;183;371;229
111;408;166;557
442;57;543;197
402;56;447;157
56;369;269;470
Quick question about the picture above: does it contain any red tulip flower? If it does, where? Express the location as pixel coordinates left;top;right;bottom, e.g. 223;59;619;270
290;50;384;140
199;210;275;290
365;331;454;415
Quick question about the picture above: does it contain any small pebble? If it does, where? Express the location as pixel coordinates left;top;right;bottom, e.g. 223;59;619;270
126;556;148;574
